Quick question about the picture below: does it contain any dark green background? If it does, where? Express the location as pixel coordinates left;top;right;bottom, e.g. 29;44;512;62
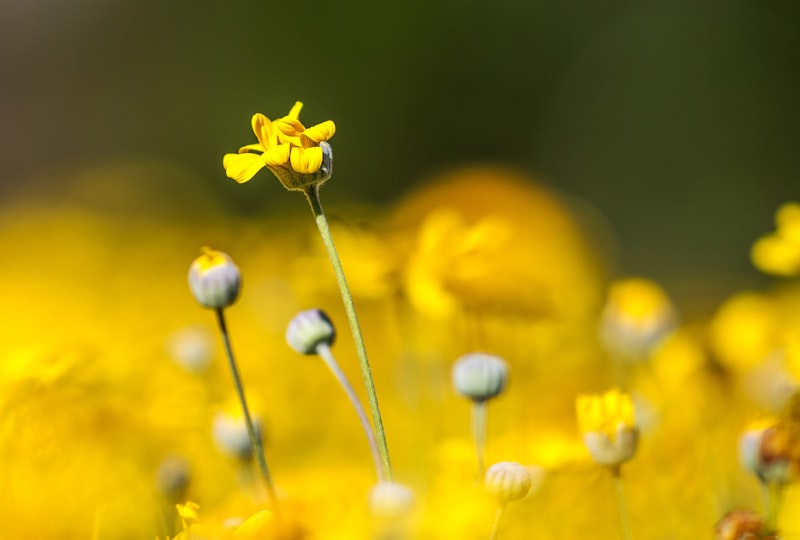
2;0;798;308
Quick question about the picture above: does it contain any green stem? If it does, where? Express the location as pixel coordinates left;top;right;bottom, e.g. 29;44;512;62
215;308;280;512
303;185;393;481
612;467;633;540
765;480;784;534
473;401;487;477
488;505;506;540
316;343;385;481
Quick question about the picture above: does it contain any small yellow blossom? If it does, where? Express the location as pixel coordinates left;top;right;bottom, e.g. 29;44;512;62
599;277;677;360
751;202;800;277
576;388;638;468
223;101;335;190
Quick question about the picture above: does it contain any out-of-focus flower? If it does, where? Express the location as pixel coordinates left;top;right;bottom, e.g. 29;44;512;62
714;509;769;540
167;325;215;374
484;461;533;504
739;419;800;485
391;167;605;321
751;202;800;277
709;292;780;372
576;388;639;468
213;400;265;461
188;247;241;310
161;501;273;540
223;101;335;190
452;353;508;403
368;481;415;519
599;277;677;360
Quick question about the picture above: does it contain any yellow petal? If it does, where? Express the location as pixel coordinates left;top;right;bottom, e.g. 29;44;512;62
238;143;265;153
232;510;272;539
251;113;275;149
303;120;336;142
287;101;303;120
263;143;291;166
223;152;266;183
290;146;323;174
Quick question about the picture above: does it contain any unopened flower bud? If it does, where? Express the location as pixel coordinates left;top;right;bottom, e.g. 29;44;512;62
369;481;415;519
739;420;799;484
452;353;508;403
188;247;241;309
286;309;336;355
213;410;263;460
155;455;190;502
485;462;532;504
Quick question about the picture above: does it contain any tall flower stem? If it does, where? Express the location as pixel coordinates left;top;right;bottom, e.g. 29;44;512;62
611;467;633;540
764;480;784;533
215;308;280;512
303;185;393;481
472;401;487;476
316;343;385;481
488;505;507;540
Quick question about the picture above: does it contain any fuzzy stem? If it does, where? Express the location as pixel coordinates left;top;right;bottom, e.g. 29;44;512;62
473;400;488;477
215;308;280;512
765;480;784;533
316;343;385;481
303;185;393;481
488;505;506;540
611;467;633;540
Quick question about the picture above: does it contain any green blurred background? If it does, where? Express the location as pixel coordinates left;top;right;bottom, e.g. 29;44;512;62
2;0;798;307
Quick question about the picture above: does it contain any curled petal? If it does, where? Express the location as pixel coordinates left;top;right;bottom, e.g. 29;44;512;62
238;143;265;154
251;113;275;149
262;143;291;166
223;152;266;183
303;120;336;142
274;118;306;139
290;146;323;174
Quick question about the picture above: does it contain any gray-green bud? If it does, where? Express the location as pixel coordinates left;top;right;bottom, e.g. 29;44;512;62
286;309;336;355
452;352;509;402
188;247;241;309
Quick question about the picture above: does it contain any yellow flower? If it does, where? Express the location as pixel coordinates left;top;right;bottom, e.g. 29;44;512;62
599;277;677;360
223;101;336;190
576;388;638;468
751;202;800;277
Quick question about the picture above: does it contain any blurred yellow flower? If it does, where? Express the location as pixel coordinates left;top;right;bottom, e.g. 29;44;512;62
576;388;638;467
751;202;800;277
599;277;677;360
223;101;335;188
709;292;779;371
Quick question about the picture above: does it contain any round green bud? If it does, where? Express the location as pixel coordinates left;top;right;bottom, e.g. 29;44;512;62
286;309;336;355
452;353;509;402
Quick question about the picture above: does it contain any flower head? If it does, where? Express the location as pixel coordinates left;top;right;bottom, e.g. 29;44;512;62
576;388;639;468
223;101;335;190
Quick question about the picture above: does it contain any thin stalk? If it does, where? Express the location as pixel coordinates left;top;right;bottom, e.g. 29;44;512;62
215;308;280;512
473;401;487;476
316;343;385;481
765;480;784;533
611;467;633;540
488;505;506;540
303;185;392;481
